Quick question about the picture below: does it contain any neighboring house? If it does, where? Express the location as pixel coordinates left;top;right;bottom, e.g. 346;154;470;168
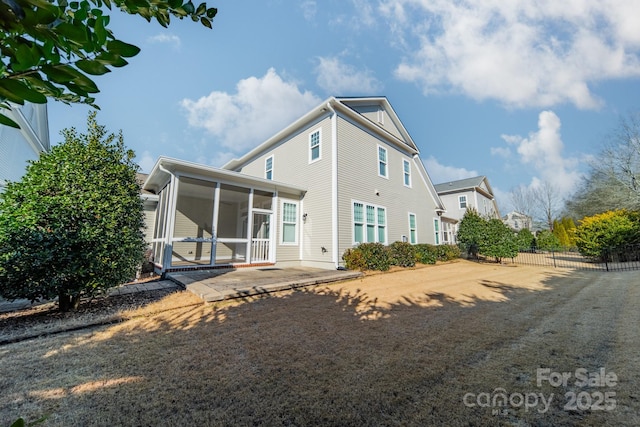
143;96;447;273
434;176;501;239
0;103;50;192
502;211;533;231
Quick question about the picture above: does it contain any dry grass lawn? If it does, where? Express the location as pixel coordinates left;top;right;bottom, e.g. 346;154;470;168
1;260;639;426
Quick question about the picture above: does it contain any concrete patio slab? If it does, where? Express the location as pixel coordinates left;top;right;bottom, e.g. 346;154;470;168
167;267;363;302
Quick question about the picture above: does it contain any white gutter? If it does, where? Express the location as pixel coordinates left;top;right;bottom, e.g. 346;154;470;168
327;101;339;269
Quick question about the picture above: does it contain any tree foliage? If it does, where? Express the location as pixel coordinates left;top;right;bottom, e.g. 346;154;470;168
479;218;518;262
0;112;145;311
574;210;640;260
535;230;561;251
0;0;217;127
565;173;637;220
456;208;485;258
516;228;535;249
457;209;517;262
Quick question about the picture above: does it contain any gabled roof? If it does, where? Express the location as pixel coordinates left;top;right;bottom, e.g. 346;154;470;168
223;96;420;171
434;176;495;198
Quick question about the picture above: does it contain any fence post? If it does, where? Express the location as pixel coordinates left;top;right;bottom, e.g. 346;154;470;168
605;248;609;272
552;248;557;268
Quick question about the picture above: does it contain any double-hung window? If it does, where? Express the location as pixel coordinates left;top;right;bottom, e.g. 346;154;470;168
434;218;440;245
353;201;386;244
309;129;321;163
378;146;388;178
408;213;417;244
459;195;467;209
403;159;411;187
281;201;297;244
265;156;273;180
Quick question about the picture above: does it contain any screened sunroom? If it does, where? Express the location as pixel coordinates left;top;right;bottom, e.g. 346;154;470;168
143;157;306;273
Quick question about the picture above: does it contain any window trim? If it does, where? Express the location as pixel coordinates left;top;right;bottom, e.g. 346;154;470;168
280;200;298;245
265;156;273;180
408;212;417;244
403;159;412;188
309;128;322;164
377;145;388;179
458;195;467;209
353;200;387;245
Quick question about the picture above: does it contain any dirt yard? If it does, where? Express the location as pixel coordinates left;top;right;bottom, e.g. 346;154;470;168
1;260;638;426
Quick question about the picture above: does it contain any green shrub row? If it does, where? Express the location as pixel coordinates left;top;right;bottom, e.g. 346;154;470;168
342;242;460;271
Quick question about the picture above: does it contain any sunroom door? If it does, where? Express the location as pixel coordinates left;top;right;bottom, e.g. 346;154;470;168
251;211;271;263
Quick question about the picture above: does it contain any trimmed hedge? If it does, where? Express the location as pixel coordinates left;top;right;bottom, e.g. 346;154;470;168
343;242;460;271
389;241;416;267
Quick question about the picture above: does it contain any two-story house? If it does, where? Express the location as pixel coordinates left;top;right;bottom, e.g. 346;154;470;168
434;176;501;241
143;96;447;273
0;103;50;192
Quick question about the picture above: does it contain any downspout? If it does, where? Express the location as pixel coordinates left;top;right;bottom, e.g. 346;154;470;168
327;101;339;269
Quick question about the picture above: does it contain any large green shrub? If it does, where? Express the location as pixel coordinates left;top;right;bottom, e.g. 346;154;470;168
478;218;518;262
389;241;416;267
457;210;517;262
536;230;562;251
574;210;640;260
414;244;437;264
516;228;536;249
342;247;366;271
0;113;146;311
342;243;392;271
456;209;485;258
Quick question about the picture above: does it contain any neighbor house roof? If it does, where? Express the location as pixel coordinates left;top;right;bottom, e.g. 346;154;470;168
434;176;497;200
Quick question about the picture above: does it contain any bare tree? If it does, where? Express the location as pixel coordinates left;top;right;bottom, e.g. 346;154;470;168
532;181;563;231
592;112;640;207
509;185;536;219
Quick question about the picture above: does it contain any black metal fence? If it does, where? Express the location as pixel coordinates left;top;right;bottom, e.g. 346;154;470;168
476;244;640;272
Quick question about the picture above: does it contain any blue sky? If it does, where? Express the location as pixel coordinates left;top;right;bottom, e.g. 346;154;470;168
47;0;640;212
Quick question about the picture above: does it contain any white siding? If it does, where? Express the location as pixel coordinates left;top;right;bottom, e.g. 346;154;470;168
237;116;335;267
336;116;439;261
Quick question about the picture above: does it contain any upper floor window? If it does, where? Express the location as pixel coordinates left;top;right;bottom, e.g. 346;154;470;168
403;159;411;187
378;146;388;178
459;195;467;209
309;129;321;163
265;156;273;180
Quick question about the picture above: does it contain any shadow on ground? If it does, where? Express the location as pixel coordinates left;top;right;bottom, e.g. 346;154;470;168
1;265;637;426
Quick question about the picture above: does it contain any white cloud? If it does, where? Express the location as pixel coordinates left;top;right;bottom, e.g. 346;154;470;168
147;33;181;50
301;1;316;21
423;155;478;184
499;111;582;196
180;68;321;153
315;56;383;95
379;1;640;109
